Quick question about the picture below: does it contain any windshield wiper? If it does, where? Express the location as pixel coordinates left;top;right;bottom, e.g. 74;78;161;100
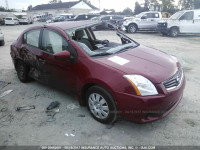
91;52;112;57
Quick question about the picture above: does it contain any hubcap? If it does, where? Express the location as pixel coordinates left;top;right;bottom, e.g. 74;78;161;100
172;30;178;36
88;93;109;119
129;26;136;33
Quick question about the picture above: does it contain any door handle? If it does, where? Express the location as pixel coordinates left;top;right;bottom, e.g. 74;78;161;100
38;58;46;64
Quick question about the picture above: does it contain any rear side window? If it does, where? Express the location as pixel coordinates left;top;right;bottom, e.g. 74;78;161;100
179;11;194;20
23;29;41;47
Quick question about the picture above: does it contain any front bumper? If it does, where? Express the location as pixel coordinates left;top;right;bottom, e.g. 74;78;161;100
115;75;185;123
157;24;170;33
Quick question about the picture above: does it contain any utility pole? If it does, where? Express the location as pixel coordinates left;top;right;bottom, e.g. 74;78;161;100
5;0;9;10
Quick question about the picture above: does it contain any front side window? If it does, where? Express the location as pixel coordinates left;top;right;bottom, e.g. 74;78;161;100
42;29;68;54
24;29;40;47
179;11;194;20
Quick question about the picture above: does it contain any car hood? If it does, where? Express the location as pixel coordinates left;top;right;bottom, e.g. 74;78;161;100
95;45;179;83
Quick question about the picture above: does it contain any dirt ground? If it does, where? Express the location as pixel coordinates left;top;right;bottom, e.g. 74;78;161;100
0;23;200;146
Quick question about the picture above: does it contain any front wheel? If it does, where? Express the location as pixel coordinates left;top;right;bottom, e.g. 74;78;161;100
86;86;118;124
169;28;179;37
127;24;137;33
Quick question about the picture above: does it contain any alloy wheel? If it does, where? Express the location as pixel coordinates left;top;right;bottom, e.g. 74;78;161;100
88;93;109;119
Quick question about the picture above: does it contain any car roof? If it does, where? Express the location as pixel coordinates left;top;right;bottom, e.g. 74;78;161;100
45;20;100;30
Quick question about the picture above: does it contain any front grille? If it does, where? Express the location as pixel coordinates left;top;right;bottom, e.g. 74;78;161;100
163;68;183;90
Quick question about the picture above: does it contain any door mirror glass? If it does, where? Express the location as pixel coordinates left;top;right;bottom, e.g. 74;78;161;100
54;51;71;61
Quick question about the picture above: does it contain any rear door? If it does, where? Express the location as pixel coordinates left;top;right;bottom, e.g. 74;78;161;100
21;28;45;81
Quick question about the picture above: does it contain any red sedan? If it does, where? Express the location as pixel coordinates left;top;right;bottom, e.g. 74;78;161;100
10;21;185;124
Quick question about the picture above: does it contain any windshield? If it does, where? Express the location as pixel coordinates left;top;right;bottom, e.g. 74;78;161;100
65;23;139;57
170;11;184;19
135;12;146;18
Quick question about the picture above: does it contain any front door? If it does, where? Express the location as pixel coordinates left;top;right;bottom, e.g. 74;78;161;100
179;11;195;33
38;29;78;91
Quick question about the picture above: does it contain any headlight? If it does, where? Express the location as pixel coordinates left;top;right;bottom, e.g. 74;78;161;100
124;75;158;96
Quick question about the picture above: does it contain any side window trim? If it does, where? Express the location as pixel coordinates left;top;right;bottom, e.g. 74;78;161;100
23;28;42;48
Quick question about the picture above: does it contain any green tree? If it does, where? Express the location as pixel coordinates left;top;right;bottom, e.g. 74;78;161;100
179;0;200;9
134;2;143;15
159;0;178;14
49;0;57;4
194;0;200;9
122;7;133;16
27;5;32;11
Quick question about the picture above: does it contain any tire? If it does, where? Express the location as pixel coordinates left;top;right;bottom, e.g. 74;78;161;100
86;86;118;124
169;27;179;37
0;40;5;46
127;24;137;33
16;60;30;83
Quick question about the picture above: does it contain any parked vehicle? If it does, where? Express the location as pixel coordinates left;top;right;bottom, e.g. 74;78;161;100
19;17;31;25
5;17;19;25
157;9;200;37
70;14;99;21
93;15;125;30
0;18;5;25
38;16;52;22
0;29;4;46
122;11;162;33
10;21;185;124
33;15;42;21
60;13;74;20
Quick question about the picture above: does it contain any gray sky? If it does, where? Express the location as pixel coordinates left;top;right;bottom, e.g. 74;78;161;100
0;0;179;11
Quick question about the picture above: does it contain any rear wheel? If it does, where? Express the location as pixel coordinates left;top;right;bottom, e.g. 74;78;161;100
86;86;118;124
16;61;30;83
127;24;137;33
169;27;179;37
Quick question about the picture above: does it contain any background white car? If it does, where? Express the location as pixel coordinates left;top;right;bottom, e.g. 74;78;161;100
122;11;162;33
5;17;19;25
157;9;200;37
0;29;4;46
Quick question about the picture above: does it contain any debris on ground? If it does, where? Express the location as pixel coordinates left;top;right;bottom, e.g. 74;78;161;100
65;129;76;137
0;81;11;90
0;90;13;98
78;114;85;117
46;109;60;122
67;103;79;110
16;105;35;111
47;101;60;110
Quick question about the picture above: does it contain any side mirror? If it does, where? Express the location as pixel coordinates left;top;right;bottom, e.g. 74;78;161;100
54;51;71;61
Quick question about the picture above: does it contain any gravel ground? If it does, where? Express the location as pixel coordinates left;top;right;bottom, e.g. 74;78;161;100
0;23;200;146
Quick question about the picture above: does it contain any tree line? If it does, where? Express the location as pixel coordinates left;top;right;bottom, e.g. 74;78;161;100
132;0;200;15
